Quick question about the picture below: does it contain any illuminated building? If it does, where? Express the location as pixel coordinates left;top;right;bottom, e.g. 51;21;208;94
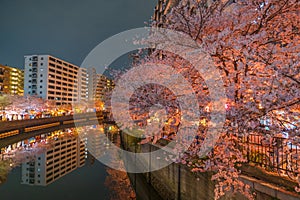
86;67;115;110
152;0;179;27
87;67;97;101
95;74;115;102
78;67;88;102
24;55;88;105
86;125;119;160
87;68;114;101
21;135;86;186
86;126;106;159
0;68;4;93
0;64;24;96
152;0;235;27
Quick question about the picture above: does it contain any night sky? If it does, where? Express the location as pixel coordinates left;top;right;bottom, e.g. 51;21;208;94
0;0;157;69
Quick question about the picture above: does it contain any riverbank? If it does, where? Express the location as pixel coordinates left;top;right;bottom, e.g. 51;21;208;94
120;131;300;200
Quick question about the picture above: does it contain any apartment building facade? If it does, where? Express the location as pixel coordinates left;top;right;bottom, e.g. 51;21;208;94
87;68;115;102
0;64;24;96
153;0;179;27
24;55;115;106
21;135;86;186
24;55;88;105
78;67;88;102
95;74;115;102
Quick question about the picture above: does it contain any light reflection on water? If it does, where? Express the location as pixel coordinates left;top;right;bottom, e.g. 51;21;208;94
0;125;136;200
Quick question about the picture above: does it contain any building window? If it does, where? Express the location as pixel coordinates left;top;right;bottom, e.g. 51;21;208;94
40;74;43;77
40;91;42;94
41;57;43;60
40;86;42;88
41;63;43;66
40;80;43;83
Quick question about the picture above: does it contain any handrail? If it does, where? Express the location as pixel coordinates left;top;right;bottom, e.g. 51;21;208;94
0;111;111;138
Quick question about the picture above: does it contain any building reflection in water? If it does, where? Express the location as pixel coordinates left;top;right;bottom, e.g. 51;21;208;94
0;129;87;186
84;125;120;159
1;125;136;200
82;124;136;200
80;124;126;171
21;130;86;186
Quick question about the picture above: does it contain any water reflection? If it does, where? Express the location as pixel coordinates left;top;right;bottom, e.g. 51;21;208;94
0;126;136;200
0;129;86;185
20;131;86;186
0;124;166;200
83;125;137;200
105;168;136;200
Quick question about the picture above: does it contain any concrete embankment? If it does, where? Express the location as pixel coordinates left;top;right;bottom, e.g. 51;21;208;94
120;131;300;200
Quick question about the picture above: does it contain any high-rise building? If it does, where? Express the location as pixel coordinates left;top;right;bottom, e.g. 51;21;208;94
0;66;5;94
87;68;115;103
87;67;97;101
152;0;179;27
95;74;115;102
78;68;88;102
153;0;235;27
21;135;86;186
8;67;24;96
0;64;24;96
24;55;88;105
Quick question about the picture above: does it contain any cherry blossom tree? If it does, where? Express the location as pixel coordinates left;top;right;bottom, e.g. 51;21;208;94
3;95;56;115
105;0;300;199
147;0;300;199
0;95;12;111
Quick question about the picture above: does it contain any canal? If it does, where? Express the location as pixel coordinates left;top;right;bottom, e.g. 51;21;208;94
0;125;162;200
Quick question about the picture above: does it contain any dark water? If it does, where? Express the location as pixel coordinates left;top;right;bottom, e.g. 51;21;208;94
0;155;111;200
0;126;162;200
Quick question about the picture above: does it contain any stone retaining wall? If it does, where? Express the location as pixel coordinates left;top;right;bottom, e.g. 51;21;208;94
120;132;300;200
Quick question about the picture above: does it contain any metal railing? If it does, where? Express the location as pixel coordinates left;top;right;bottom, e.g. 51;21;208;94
242;134;300;180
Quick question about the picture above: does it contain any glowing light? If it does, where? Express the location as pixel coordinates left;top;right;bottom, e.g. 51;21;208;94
225;103;229;110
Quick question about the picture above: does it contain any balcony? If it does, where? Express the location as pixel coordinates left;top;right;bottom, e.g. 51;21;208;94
32;62;37;67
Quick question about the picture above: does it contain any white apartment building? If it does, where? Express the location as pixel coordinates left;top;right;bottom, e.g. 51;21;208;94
78;68;88;102
87;67;98;101
86;125;120;160
87;70;115;101
86;126;106;159
21;135;86;186
24;55;88;105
